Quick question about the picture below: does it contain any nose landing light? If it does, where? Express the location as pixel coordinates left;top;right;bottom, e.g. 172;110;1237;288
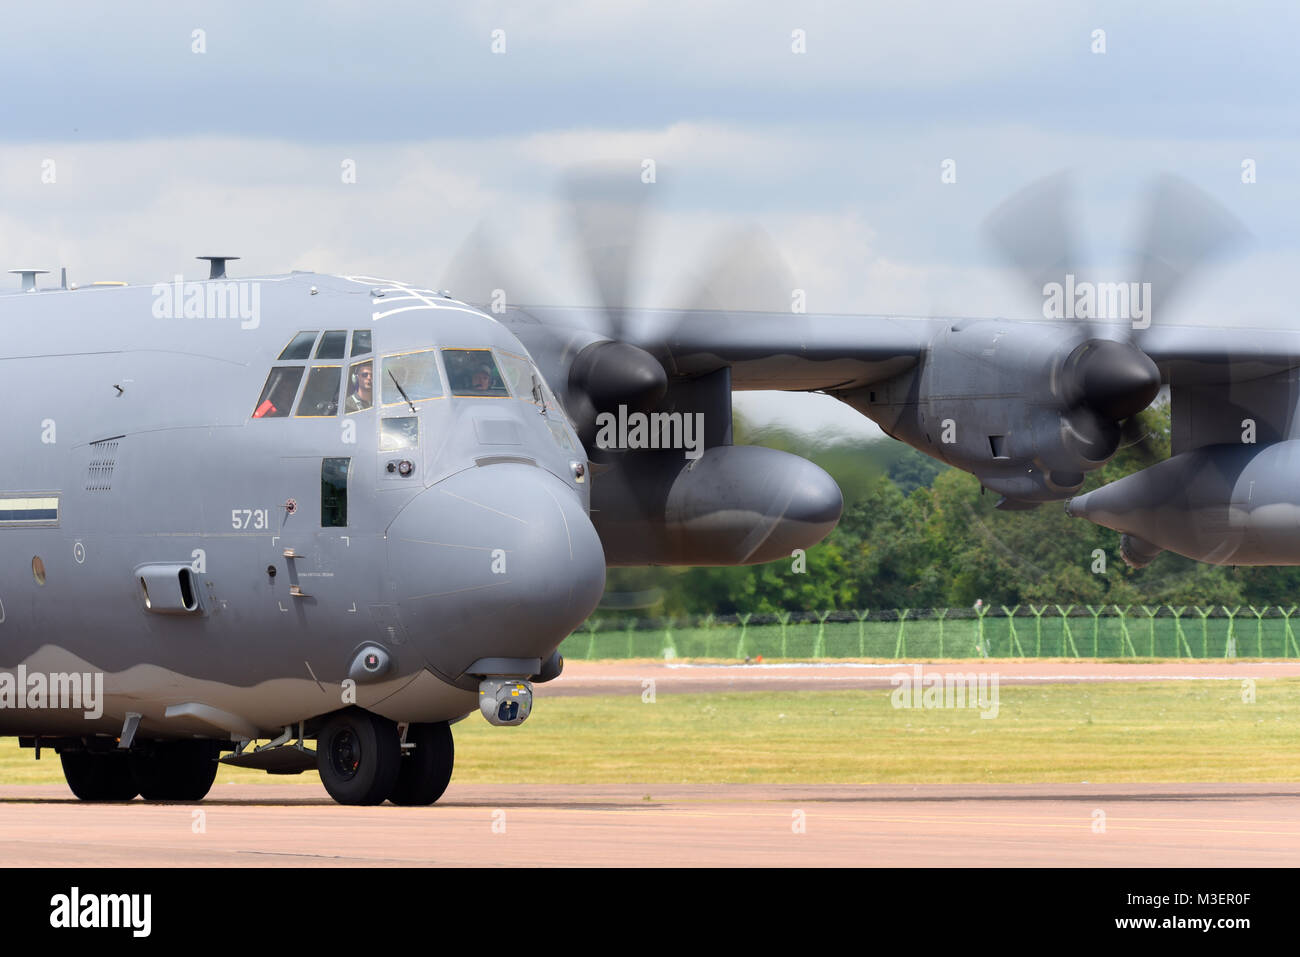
479;678;533;726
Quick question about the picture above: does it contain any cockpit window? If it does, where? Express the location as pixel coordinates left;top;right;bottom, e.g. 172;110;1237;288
345;360;374;413
351;330;372;356
495;351;534;398
316;330;348;359
253;367;305;418
444;349;509;396
296;366;342;417
279;331;318;361
381;350;443;406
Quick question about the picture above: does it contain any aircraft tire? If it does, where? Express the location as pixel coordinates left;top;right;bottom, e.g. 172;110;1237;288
388;721;454;806
317;709;402;805
130;741;220;801
60;750;140;801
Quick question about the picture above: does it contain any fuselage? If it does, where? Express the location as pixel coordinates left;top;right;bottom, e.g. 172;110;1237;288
0;272;604;741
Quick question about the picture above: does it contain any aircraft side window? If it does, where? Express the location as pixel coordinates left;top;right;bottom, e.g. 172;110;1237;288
495;351;534;399
345;360;374;413
253;366;306;418
381;350;443;406
380;416;419;451
316;330;348;359
279;331;319;360
321;457;350;528
351;329;372;356
444;349;509;396
296;366;343;417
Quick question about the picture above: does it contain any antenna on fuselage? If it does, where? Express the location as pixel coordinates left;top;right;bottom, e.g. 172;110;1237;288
198;256;239;280
9;269;48;292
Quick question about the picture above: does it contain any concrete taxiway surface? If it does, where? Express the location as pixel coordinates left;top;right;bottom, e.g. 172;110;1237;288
2;782;1296;866
540;659;1300;696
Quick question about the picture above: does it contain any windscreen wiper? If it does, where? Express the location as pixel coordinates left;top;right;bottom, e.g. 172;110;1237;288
388;370;417;414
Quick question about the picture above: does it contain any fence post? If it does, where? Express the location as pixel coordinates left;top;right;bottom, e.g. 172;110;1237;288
814;610;831;658
936;608;948;657
1141;605;1159;657
1222;606;1240;658
1250;606;1267;658
1170;606;1192;657
734;613;751;660
1114;605;1135;656
893;609;909;658
1281;606;1299;657
974;604;990;657
855;609;870;658
1086;605;1103;657
1029;605;1046;657
1195;606;1212;658
662;618;677;660
1055;605;1079;657
775;610;790;658
626;619;637;658
1001;605;1023;656
584;618;601;660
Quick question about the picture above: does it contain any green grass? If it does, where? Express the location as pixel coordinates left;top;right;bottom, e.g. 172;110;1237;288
4;679;1297;786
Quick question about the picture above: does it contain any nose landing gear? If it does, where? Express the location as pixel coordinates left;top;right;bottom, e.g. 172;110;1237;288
389;722;454;806
315;709;456;806
316;709;402;805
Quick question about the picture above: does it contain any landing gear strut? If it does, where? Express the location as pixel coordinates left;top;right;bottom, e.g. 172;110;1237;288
389;721;455;806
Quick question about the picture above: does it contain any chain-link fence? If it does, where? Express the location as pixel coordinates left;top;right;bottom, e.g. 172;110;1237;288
559;605;1300;660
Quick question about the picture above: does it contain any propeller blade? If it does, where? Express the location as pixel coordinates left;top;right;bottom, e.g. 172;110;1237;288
678;225;797;314
564;163;653;339
438;221;545;311
1131;174;1249;330
983;171;1081;323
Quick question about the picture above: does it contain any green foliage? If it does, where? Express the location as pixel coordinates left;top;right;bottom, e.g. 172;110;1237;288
603;403;1296;616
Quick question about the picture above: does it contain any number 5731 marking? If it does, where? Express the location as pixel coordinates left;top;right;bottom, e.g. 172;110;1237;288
231;508;270;530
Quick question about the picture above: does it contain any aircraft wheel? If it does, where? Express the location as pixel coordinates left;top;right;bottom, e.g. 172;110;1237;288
317;709;402;805
388;721;455;806
60;750;139;802
130;741;220;802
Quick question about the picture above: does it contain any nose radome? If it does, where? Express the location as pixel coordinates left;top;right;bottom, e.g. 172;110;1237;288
387;464;606;680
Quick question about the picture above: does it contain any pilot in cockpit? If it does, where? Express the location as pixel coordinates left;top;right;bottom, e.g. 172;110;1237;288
346;361;374;412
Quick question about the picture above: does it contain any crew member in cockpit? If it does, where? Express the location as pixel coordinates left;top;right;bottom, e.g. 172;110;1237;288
471;365;493;392
347;361;374;412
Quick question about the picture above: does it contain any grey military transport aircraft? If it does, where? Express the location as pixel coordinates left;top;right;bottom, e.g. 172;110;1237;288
1;171;1293;805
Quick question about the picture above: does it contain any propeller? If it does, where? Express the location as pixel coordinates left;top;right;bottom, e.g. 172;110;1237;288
983;172;1245;471
441;163;806;458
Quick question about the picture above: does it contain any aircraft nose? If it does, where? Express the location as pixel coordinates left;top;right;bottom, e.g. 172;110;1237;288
387;464;606;680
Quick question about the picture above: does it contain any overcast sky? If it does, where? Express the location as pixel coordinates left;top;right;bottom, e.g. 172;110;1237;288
2;1;1295;437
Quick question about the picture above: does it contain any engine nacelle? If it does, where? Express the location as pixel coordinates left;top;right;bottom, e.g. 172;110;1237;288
1066;440;1300;565
845;320;1157;506
593;444;843;566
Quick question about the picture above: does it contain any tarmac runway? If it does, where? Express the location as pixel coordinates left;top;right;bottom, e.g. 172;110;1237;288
540;659;1300;696
2;782;1297;866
